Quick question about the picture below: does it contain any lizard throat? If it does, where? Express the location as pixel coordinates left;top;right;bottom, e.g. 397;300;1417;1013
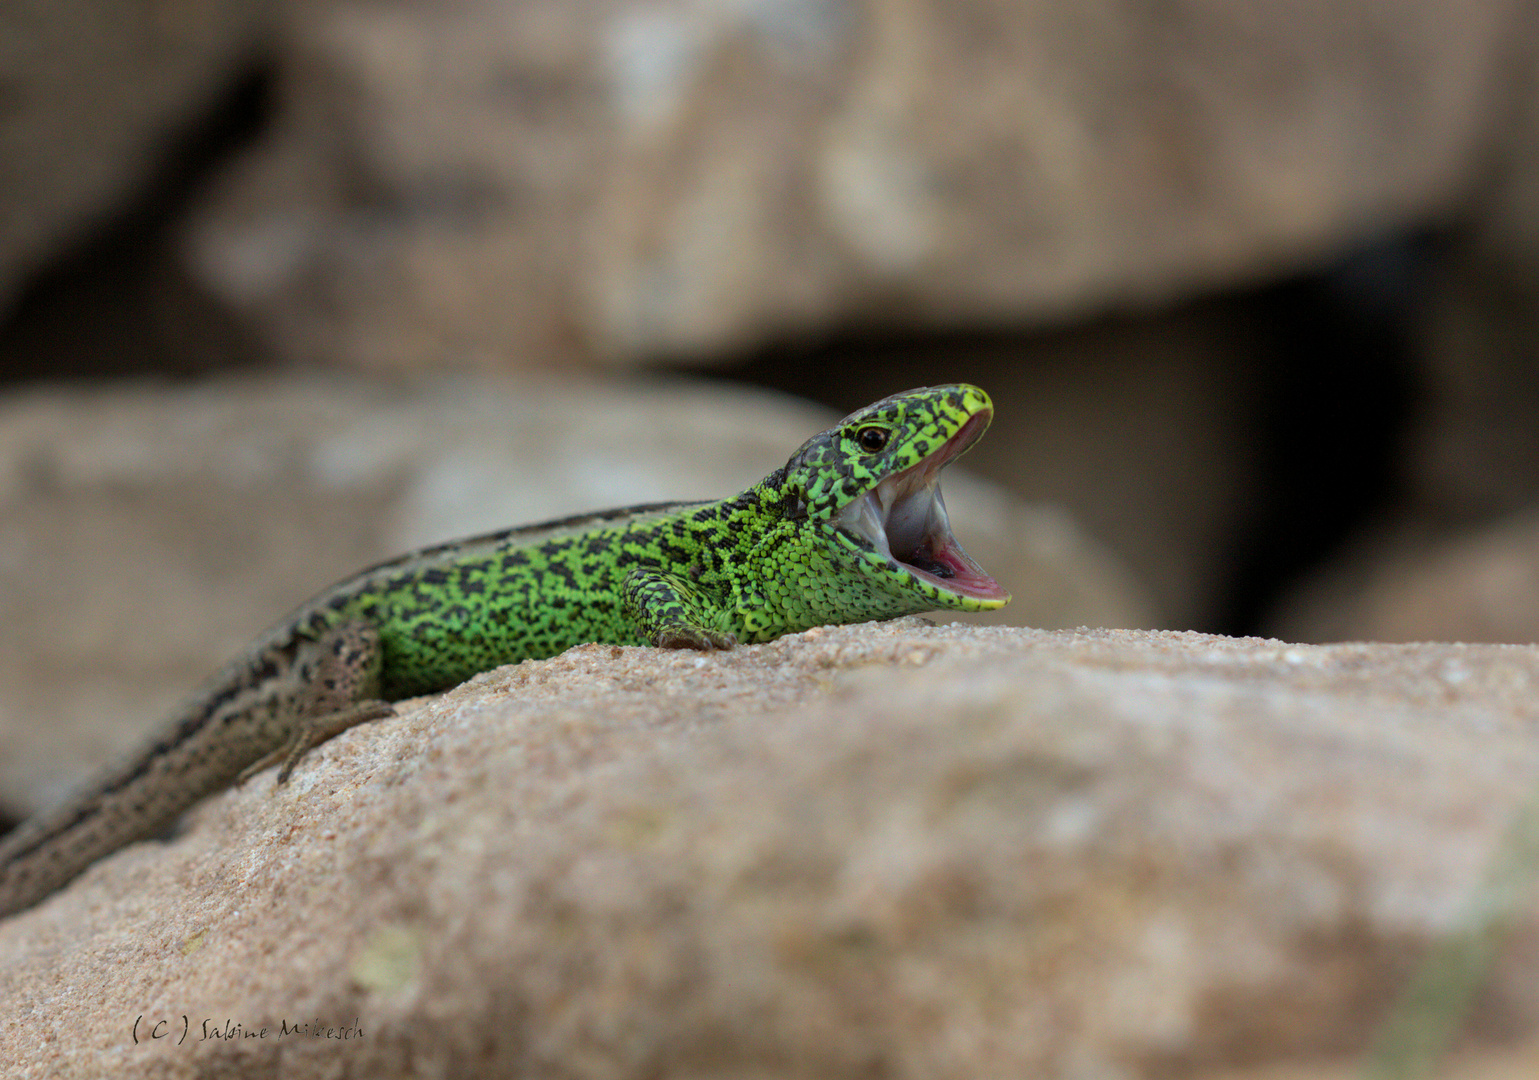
832;412;1008;602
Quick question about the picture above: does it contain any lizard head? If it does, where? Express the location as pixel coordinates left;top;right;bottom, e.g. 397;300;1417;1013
777;384;1010;611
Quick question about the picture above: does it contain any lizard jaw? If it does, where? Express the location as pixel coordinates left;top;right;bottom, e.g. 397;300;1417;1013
833;412;1008;603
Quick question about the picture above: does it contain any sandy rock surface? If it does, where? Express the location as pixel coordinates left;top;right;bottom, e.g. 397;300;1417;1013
2;621;1539;1078
0;373;1145;820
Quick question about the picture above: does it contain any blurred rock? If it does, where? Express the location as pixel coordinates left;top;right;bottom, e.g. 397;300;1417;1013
0;0;271;315
1268;514;1539;644
1408;6;1539;521
4;622;1539;1078
0;373;1148;819
183;0;1519;371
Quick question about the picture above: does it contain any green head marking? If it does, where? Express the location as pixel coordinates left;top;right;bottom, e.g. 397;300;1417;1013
776;384;1010;611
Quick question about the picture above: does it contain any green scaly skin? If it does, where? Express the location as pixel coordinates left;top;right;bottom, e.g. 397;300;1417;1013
0;384;1008;917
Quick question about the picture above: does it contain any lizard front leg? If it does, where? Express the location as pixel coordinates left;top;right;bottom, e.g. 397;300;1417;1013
237;621;395;785
622;568;738;650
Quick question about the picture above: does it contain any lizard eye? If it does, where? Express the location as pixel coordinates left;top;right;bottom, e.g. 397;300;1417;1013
855;426;889;453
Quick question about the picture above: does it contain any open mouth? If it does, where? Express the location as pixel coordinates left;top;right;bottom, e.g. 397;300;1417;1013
832;411;1008;602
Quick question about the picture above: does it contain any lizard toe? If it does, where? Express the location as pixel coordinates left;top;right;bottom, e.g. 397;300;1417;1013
654;627;737;651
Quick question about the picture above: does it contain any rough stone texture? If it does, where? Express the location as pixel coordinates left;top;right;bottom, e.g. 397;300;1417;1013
0;0;271;315
1268;513;1539;645
183;0;1523;372
2;622;1539;1078
0;373;1146;821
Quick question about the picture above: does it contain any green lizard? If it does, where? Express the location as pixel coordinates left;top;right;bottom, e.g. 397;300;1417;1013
0;384;1008;917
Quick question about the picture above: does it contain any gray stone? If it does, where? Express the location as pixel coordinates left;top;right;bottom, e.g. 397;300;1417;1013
1269;514;1539;645
184;0;1521;370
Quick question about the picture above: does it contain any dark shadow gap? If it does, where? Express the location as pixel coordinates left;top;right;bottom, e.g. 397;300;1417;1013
1212;234;1431;636
701;239;1427;637
0;59;277;383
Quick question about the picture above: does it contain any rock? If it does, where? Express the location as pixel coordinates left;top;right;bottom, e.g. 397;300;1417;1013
0;0;270;313
2;622;1538;1078
1267;514;1539;644
1411;17;1539;518
0;373;1146;819
184;0;1518;371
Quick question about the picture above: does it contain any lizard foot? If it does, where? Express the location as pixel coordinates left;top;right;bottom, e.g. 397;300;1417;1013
654;627;738;651
235;699;396;786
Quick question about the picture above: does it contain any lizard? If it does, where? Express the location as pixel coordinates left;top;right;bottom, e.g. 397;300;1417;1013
0;383;1009;918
